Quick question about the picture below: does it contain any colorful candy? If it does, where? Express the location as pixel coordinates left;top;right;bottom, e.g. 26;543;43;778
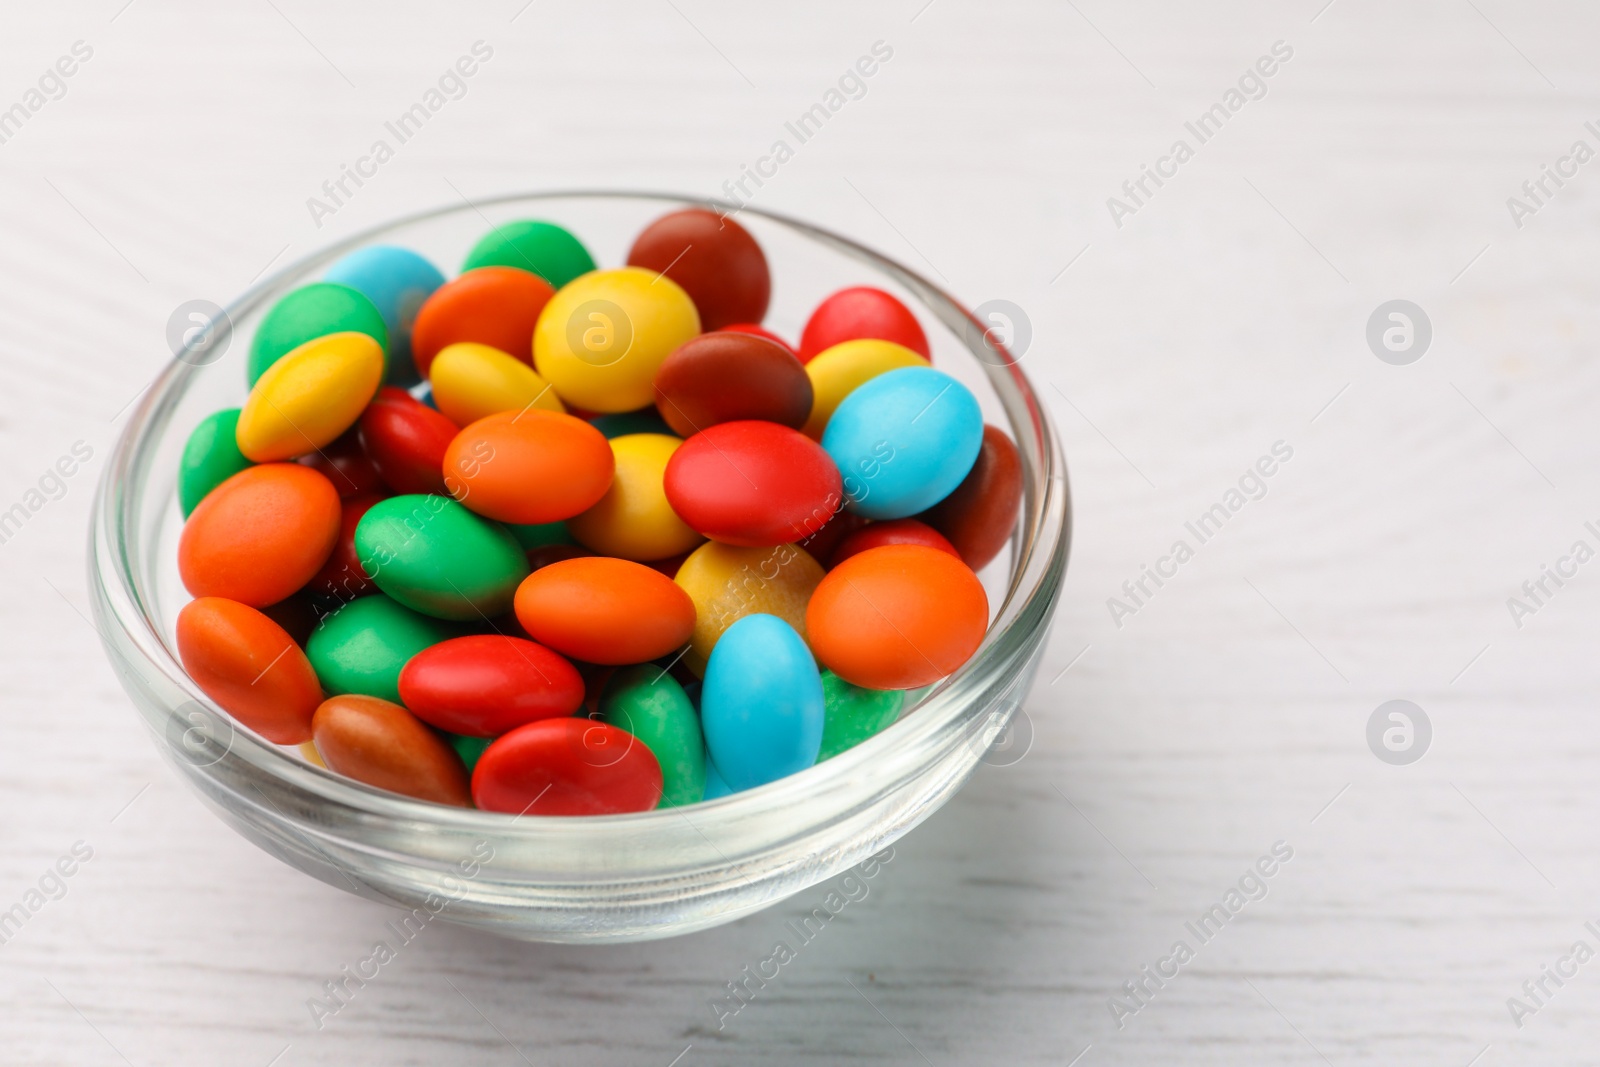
236;333;386;462
399;634;584;737
473;717;663;815
357;386;459;495
800;338;930;439
300;426;384;499
411;266;555;378
176;597;321;744
830;517;958;568
461;219;596;288
599;666;706;807
701;614;824;790
917;424;1023;571
663;421;841;547
248;282;389;386
817;669;904;760
799;285;929;362
322;246;446;386
672;540;824;675
428;342;566;426
565;433;702;561
178;408;251;517
306;594;459;703
513;556;694;665
311;694;472;806
354;494;529;619
179;464;340;607
653;331;812;436
443;410;614;525
626;208;770;331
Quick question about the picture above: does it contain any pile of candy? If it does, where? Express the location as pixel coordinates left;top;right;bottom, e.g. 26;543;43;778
173;208;1024;814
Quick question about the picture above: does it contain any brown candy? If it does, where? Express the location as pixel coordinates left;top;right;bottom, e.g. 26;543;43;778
626;209;770;331
653;331;812;437
918;425;1023;571
311;694;472;806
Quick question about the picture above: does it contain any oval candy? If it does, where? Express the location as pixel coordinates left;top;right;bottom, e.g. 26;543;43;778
299;426;384;500
664;421;842;547
411;266;555;378
917;424;1024;571
817;669;904;761
323;246;446;386
248;282;389;385
443;410;614;525
799;285;929;362
312;694;471;806
626;208;770;331
599;665;706;808
306;593;460;703
176;597;321;744
358;386;460;496
801;338;930;440
178;464;341;607
398;634;584;737
472;717;663;815
653;331;812;437
309;493;385;604
806;544;988;690
701;614;824;791
589;406;674;439
178;408;252;517
354;494;529;620
672;540;824;676
830;518;959;568
723;322;797;358
566;433;702;561
237;332;386;462
513;557;695;665
462;220;597;288
428;341;566;427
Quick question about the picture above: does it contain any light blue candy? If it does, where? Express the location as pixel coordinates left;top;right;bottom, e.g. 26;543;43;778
821;366;983;520
701;614;824;791
324;245;445;387
701;754;734;800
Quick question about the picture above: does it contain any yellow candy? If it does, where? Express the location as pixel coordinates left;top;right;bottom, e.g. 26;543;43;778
801;338;931;439
429;341;565;426
299;741;327;768
533;267;700;413
673;541;824;675
236;332;384;462
567;434;703;561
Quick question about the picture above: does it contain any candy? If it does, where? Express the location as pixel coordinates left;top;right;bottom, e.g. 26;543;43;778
411;266;555;378
526;543;592;570
506;521;575;551
599;665;706;807
830;518;958;568
795;507;868;566
357;386;459;495
532;267;700;413
626;208;770;331
653;331;812;437
178;464;340;607
672;540;824;675
450;733;491;774
309;493;384;603
589;406;674;439
300;426;384;499
917;424;1023;571
176;597;321;744
473;717;663;815
443;410;614;525
817;670;903;760
664;421;841;547
701;614;824;790
312;694;472;806
462;220;596;288
723;322;797;358
236;333;386;462
178;408;251;517
799;285;929;362
248;282;389;386
428;341;566;427
354;494;529;620
822;366;982;519
399;634;584;737
260;591;322;647
323;245;446;386
566;433;702;561
306;594;459;703
514;556;695;665
806;544;988;689
800;338;930;439
701;755;734;799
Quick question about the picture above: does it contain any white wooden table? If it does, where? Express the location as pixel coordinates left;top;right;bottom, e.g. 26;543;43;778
4;1;1600;1063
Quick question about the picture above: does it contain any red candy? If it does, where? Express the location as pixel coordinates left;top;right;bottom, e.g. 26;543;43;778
663;421;842;547
300;427;384;499
653;331;812;437
398;634;584;737
310;493;385;602
830;518;959;568
626;208;770;331
410;266;555;377
357;386;460;495
917;424;1023;571
472;717;664;815
799;286;930;362
723;323;797;358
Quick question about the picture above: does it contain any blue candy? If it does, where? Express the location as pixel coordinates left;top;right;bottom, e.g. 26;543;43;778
324;245;445;387
821;366;983;519
701;614;824;790
701;754;734;800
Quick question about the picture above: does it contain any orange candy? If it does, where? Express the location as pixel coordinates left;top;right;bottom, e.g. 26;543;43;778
176;597;322;744
514;557;695;665
311;694;472;806
443;410;615;525
178;464;340;607
410;266;555;378
805;544;989;690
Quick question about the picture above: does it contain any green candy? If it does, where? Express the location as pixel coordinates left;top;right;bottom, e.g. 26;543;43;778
599;665;705;808
306;595;458;703
449;733;492;774
178;408;252;516
247;282;389;385
354;495;529;621
461;220;596;288
817;670;904;761
504;521;575;551
589;406;674;439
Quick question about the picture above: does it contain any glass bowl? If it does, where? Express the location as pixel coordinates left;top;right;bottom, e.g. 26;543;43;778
88;191;1072;943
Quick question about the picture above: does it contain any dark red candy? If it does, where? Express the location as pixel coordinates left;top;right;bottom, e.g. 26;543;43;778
300;428;384;499
644;550;692;580
664;421;842;547
626;209;770;331
799;286;930;362
472;717;663;815
398;634;584;738
831;518;960;568
526;543;593;571
653;331;812;437
259;591;322;647
917;424;1024;571
311;493;386;602
796;506;868;565
723;322;797;358
358;386;460;495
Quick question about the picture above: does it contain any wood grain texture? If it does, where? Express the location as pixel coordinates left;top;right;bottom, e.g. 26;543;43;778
3;0;1600;1063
